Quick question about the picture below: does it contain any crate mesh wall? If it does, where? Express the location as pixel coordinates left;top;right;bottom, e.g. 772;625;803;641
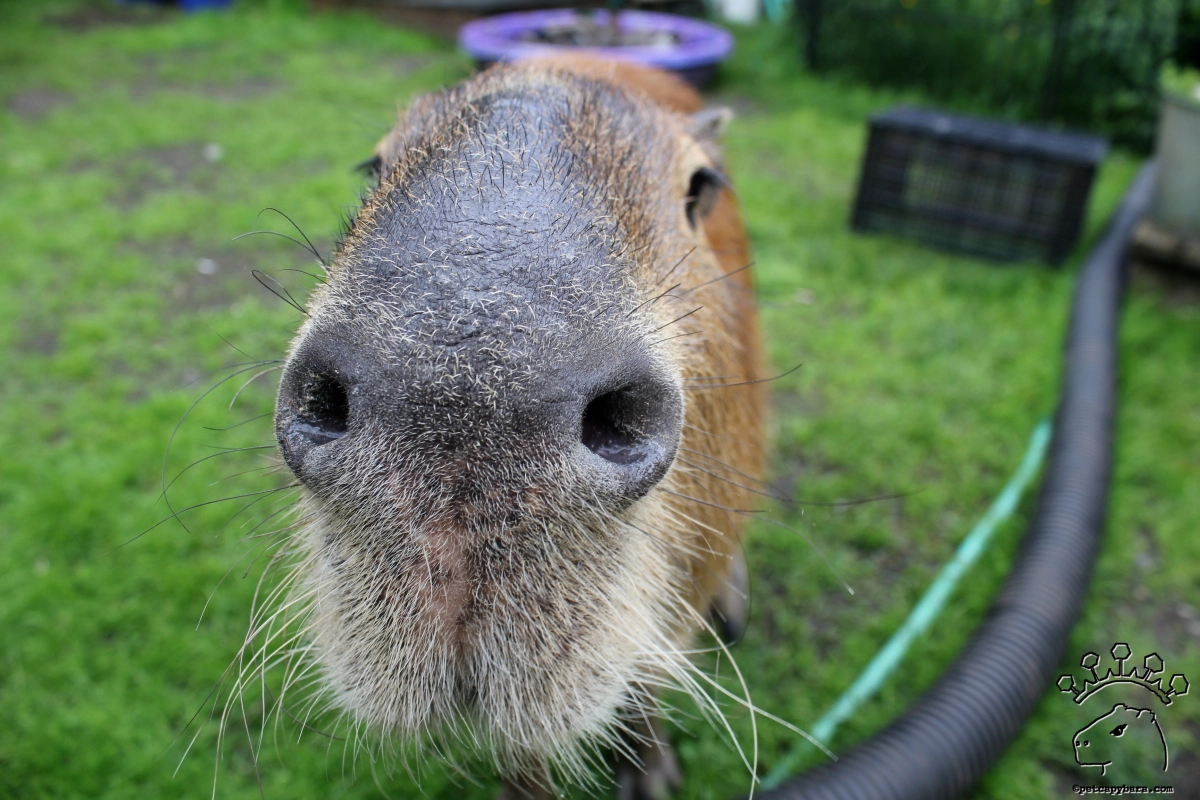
852;109;1108;264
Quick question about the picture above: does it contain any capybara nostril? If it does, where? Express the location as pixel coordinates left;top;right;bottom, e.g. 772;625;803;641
581;388;651;465
293;372;350;445
580;375;682;501
275;355;351;475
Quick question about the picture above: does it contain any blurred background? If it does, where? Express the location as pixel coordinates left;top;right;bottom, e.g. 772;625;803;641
1;0;1198;798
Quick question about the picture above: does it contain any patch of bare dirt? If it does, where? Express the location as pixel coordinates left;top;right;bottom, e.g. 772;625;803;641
130;75;281;103
135;48;214;72
1151;600;1200;656
120;234;326;317
7;88;73;122
110;142;221;209
378;55;435;77
104;235;322;401
46;3;172;32
122;50;282;103
127;237;249;313
16;330;59;357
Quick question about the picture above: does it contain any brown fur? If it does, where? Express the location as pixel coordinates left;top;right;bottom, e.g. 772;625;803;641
264;55;766;795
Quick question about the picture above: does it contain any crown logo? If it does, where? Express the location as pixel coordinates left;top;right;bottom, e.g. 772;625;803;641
1058;643;1189;706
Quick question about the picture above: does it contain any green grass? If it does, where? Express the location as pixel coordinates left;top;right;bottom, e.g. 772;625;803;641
2;5;1198;799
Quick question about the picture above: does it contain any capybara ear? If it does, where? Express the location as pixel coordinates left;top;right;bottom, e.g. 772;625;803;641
685;167;728;228
687;106;734;142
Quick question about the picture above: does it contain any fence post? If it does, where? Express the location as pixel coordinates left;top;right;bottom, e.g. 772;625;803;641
802;0;823;70
1041;0;1078;119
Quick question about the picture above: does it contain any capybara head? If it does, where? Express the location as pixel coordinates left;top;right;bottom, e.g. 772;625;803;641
269;57;765;785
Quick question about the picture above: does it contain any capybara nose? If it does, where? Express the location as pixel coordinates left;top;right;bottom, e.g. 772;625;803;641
275;331;683;509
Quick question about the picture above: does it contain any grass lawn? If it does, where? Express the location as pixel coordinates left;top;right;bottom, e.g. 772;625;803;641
1;3;1198;798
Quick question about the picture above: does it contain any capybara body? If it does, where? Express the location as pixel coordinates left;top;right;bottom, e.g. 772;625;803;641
270;56;765;793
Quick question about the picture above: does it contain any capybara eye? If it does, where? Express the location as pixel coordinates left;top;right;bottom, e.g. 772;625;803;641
1109;724;1127;737
354;154;382;182
685;167;725;229
295;372;349;446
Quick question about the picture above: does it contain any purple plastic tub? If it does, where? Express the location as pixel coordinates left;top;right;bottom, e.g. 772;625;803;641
458;9;734;87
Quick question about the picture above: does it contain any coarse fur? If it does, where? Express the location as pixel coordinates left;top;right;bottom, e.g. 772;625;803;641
242;56;766;794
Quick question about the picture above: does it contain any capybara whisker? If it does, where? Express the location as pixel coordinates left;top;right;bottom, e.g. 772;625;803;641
648;329;703;347
203;411;274;432
652;245;697;288
197;531;296;627
676;457;779;505
685;361;804;390
166;444;275;495
656;487;763;515
231;228;321;259
228;365;283;411
209;462;279;486
678;260;755;297
162;360;287;521
240;205;328;268
250;269;307;315
279;266;328;285
647;305;703;335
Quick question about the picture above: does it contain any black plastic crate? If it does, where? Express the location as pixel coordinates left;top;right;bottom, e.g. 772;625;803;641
851;108;1109;265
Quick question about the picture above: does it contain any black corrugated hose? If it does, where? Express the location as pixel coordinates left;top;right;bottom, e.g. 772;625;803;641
758;162;1158;800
